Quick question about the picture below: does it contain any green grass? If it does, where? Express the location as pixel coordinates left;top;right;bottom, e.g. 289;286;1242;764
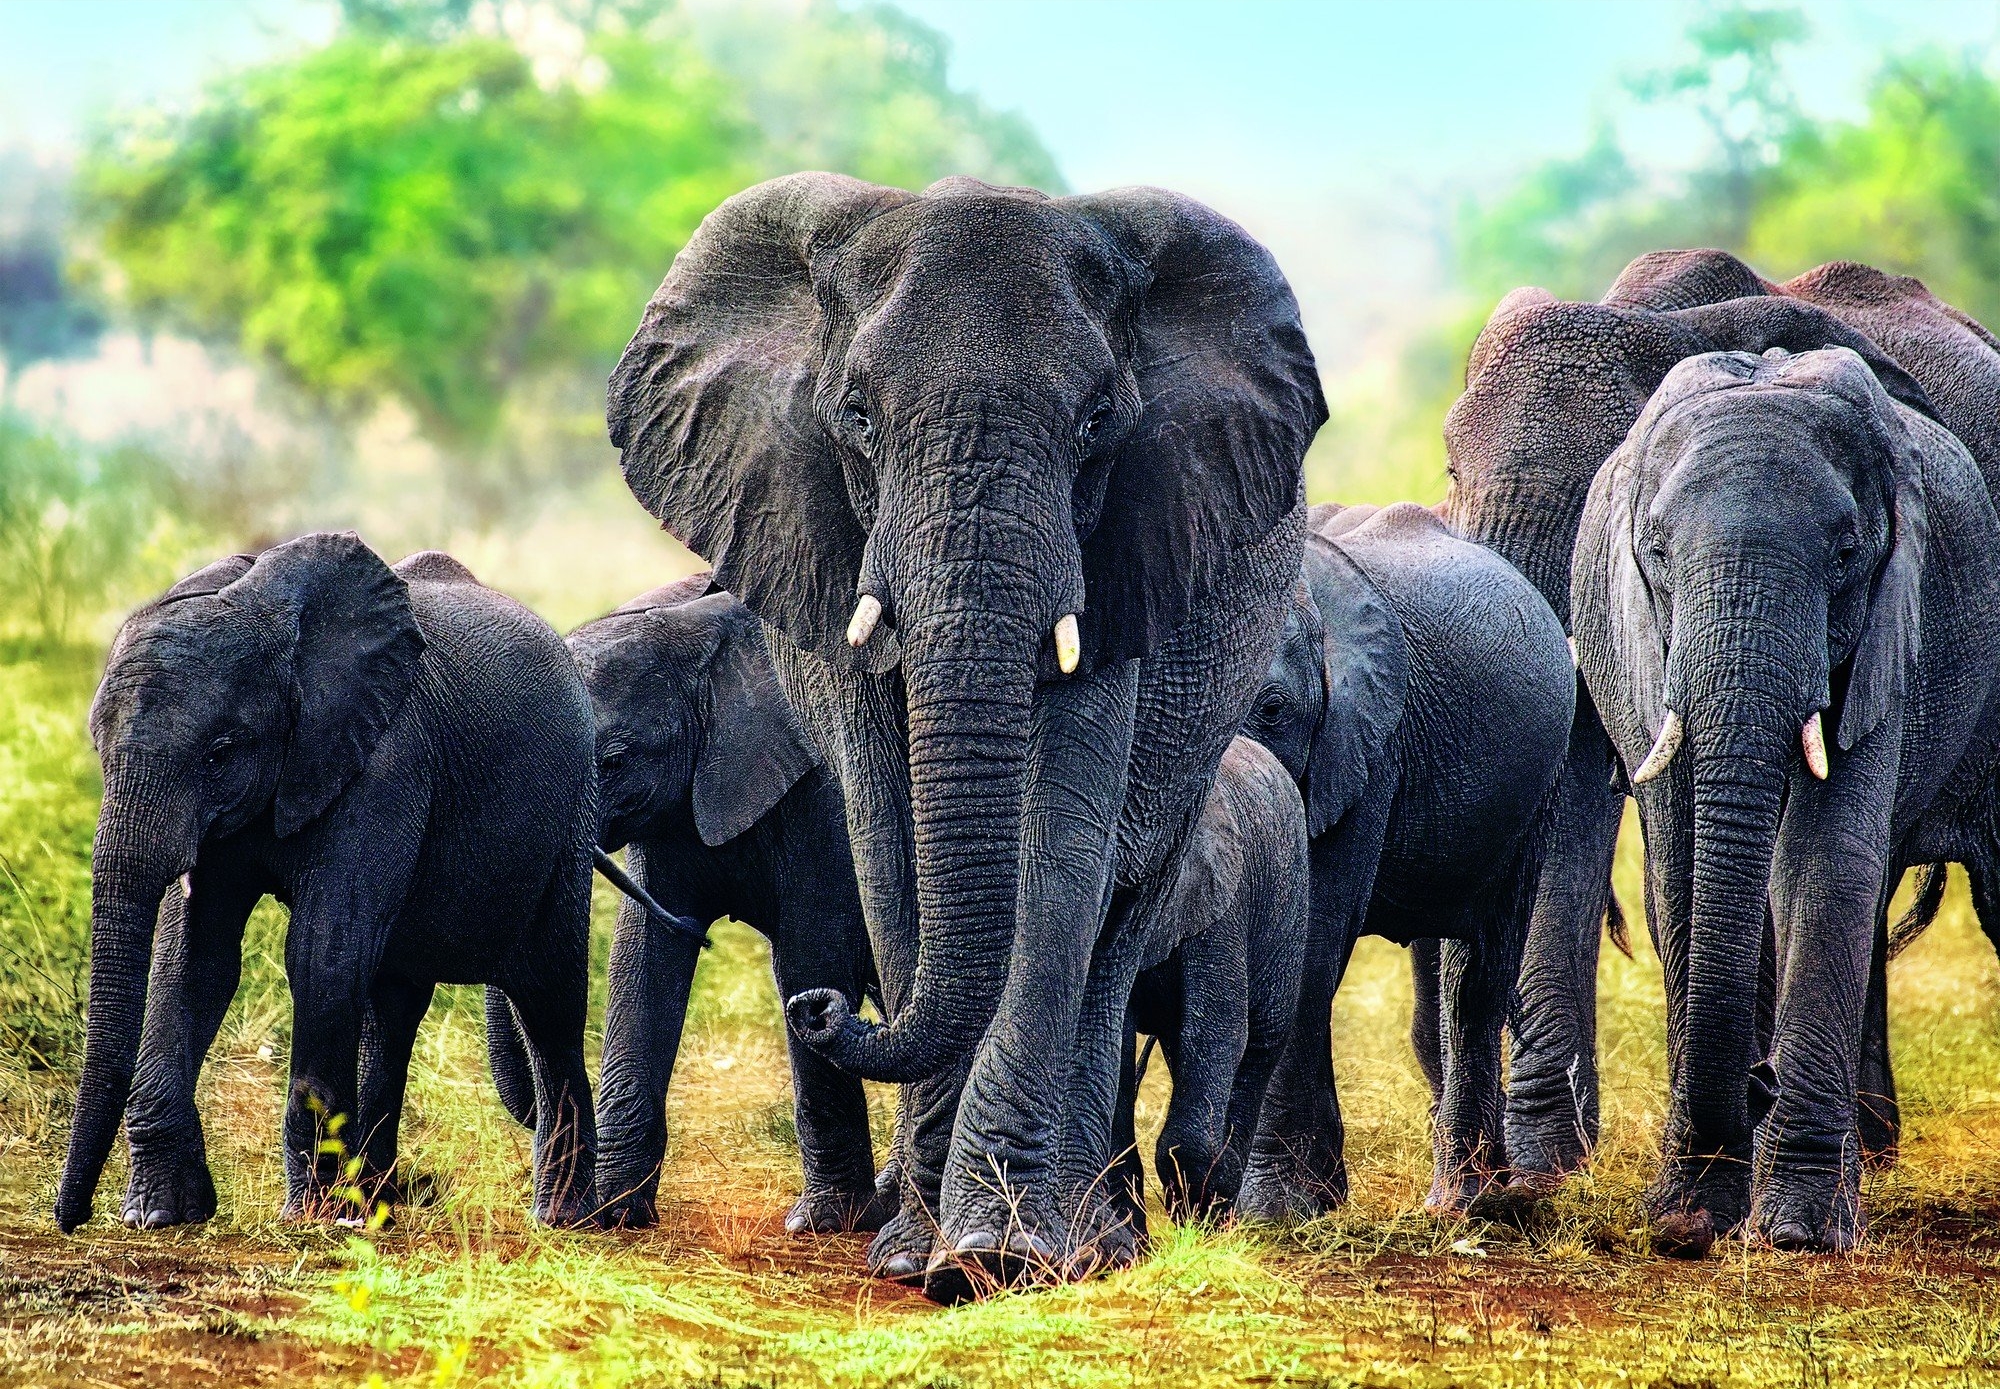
6;625;2000;1389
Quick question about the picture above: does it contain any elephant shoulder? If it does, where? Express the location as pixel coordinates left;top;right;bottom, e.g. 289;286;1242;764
1155;739;1262;956
394;550;481;586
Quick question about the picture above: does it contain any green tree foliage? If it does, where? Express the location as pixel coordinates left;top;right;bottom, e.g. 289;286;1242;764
75;0;1060;522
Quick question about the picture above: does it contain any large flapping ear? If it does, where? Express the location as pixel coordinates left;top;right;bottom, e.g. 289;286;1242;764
1601;248;1773;311
1061;188;1326;667
1761;350;1934;751
607;174;914;672
685;595;822;847
1670;297;1939;422
222;532;424;837
1299;536;1408;838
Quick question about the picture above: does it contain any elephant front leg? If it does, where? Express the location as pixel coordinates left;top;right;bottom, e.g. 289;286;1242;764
1752;744;1895;1253
926;666;1134;1302
1503;732;1623;1185
1425;930;1516;1213
771;949;891;1235
124;871;258;1229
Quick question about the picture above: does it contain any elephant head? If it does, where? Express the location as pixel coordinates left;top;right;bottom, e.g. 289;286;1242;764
56;532;423;1231
568;576;821;853
1572;347;1939;1169
1243;529;1408;839
1442;250;1934;623
608;174;1323;1081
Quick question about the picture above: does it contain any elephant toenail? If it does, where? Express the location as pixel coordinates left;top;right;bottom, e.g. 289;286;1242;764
950;1230;1002;1255
1767;1221;1815;1251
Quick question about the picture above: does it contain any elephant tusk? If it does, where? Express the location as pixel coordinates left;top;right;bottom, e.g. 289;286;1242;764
1631;709;1684;785
178;873;191;899
1567;637;1579;668
846;594;882;648
1053;613;1080;674
1802;711;1830;781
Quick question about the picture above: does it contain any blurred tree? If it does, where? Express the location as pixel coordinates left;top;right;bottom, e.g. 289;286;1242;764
0;154;105;389
76;0;1062;524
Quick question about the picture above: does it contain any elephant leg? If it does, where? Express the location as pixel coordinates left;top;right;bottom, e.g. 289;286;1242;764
595;860;700;1230
927;665;1135;1301
1106;1006;1147;1237
123;871;258;1229
1504;725;1622;1183
355;975;435;1207
504;860;598;1230
1155;924;1249;1224
1856;902;1898;1170
1425;922;1517;1213
282;950;372;1220
1238;784;1388;1222
771;943;887;1235
1408;938;1444;1103
1219;874;1307;1220
1752;737;1896;1253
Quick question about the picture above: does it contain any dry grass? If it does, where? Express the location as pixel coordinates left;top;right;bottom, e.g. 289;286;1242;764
6;628;2000;1388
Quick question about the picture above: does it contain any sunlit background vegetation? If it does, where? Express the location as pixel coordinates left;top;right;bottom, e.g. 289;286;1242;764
6;2;2000;1384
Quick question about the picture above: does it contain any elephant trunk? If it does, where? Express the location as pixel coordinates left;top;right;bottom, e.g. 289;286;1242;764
56;772;186;1232
1678;596;1820;1160
789;477;1056;1082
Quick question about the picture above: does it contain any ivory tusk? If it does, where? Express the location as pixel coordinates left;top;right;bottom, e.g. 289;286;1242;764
1802;711;1829;780
1053;614;1080;674
846;594;882;648
1631;709;1684;785
1567;637;1579;668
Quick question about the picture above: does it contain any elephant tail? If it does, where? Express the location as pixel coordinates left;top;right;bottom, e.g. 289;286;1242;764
593;848;709;946
1887;863;1950;961
1604;885;1633;960
485;988;537;1129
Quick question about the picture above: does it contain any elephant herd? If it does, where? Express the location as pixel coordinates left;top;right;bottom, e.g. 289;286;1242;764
48;173;2000;1303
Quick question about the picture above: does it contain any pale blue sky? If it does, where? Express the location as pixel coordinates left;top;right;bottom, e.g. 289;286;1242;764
2;0;1996;362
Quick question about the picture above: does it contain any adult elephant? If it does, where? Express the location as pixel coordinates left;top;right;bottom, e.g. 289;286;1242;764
1575;346;2000;1253
1441;252;1935;1185
607;174;1322;1300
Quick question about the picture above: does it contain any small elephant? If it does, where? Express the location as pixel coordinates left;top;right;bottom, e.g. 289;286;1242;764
1236;502;1575;1218
550;575;892;1234
1575;346;2000;1253
55;537;600;1233
1117;735;1308;1228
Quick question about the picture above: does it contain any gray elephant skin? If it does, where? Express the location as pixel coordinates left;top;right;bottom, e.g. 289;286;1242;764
607;173;1323;1300
1443;249;1948;1182
55;537;601;1234
1234;502;1574;1217
1574;346;2000;1254
560;575;892;1235
1118;735;1308;1228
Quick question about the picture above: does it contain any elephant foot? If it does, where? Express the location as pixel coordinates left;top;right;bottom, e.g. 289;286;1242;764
1754;1159;1864;1254
1423;1156;1504;1217
1503;1109;1594;1189
921;1228;1057;1305
1645;1152;1751;1258
359;1165;440;1209
865;1204;936;1283
532;1192;599;1231
1065;1195;1146;1280
786;1180;897;1235
1234;1141;1348;1224
594;1186;659;1230
122;1148;217;1230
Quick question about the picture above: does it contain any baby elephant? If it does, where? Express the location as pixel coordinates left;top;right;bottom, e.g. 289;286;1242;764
558;576;888;1233
1117;736;1309;1229
55;536;600;1233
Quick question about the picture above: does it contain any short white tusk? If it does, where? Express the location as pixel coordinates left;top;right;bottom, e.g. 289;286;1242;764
1631;709;1684;785
1053;614;1080;674
846;594;882;649
178;873;192;899
1802;711;1829;780
1567;637;1579;668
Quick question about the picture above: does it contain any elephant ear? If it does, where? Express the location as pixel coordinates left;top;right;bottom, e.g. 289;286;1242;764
159;554;257;605
687;595;822;847
1063;188;1327;666
607;174;914;671
223;532;425;837
1300;536;1407;838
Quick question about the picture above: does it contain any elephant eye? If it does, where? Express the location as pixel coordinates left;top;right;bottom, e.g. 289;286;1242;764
599;745;628;774
842;395;873;449
1077;397;1114;446
203;732;248;770
1255;691;1287;723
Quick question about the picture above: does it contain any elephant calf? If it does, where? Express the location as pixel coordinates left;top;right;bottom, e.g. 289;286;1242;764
556;576;890;1234
1118;736;1309;1228
55;537;600;1233
1238;503;1575;1219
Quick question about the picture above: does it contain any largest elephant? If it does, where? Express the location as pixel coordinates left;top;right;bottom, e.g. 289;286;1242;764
1441;251;1939;1182
607;174;1323;1301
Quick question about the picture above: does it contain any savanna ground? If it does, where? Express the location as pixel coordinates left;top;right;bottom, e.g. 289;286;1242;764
5;546;2000;1389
